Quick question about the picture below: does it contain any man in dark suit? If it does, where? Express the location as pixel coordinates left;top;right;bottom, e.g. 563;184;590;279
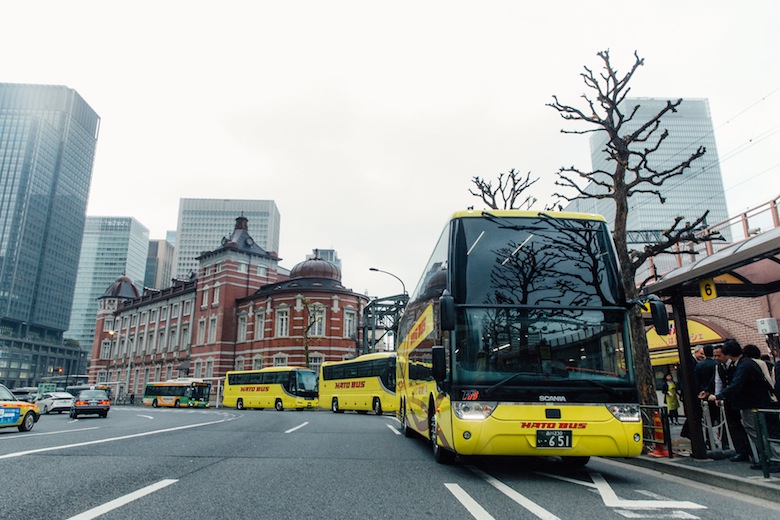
704;339;780;472
713;344;751;462
695;345;719;446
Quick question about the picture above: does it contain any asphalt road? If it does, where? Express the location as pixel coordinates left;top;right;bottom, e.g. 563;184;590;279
1;406;777;519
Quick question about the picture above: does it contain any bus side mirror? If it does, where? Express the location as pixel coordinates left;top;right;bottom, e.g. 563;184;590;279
440;291;455;331
432;346;446;382
648;298;669;336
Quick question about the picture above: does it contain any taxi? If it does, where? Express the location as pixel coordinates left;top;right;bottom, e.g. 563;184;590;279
0;383;40;432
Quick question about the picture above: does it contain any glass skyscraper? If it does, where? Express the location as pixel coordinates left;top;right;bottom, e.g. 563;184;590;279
565;98;730;276
0;83;100;387
66;217;149;351
173;198;281;279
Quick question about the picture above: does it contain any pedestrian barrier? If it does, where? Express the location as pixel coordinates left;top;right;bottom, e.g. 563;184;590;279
701;399;736;459
754;408;780;479
641;405;673;458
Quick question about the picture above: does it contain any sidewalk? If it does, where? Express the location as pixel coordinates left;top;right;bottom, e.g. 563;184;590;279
616;422;780;503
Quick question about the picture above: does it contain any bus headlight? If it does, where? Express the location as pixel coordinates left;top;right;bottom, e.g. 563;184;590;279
453;401;497;420
607;404;640;422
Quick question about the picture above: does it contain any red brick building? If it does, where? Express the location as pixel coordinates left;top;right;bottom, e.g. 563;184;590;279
88;216;369;398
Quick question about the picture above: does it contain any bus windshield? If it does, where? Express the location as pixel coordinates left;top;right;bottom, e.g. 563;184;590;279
296;370;318;396
454;307;632;388
453;214;622;306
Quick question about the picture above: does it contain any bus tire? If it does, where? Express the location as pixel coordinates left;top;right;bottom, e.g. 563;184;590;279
18;411;36;432
401;402;414;438
373;398;382;415
561;456;590;467
152;399;159;408
275;399;283;411
430;403;455;465
331;397;341;413
236;398;244;410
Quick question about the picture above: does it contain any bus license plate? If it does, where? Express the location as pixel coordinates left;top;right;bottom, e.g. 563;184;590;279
536;430;572;448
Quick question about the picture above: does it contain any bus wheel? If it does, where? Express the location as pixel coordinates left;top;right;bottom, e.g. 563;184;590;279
561;456;590;468
275;399;284;411
331;397;340;413
373;398;382;415
236;398;244;410
401;403;414;438
430;406;455;464
152;399;158;408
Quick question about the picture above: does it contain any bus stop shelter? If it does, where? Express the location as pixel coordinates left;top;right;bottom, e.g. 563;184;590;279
643;225;780;458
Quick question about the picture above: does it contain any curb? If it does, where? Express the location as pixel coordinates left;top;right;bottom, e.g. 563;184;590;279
617;456;780;504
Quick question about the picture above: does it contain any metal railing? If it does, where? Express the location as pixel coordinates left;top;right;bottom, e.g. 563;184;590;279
754;408;780;478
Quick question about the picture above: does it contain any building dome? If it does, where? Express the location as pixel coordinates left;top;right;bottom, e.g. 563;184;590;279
289;257;341;281
101;275;140;300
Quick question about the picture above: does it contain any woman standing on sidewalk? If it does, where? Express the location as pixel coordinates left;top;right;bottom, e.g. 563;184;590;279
663;374;681;425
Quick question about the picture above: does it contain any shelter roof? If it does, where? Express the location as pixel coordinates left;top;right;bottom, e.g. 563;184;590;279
644;226;780;298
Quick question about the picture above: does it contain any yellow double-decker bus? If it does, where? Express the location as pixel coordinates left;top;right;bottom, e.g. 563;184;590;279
143;379;210;408
319;352;397;415
397;210;669;464
223;366;318;411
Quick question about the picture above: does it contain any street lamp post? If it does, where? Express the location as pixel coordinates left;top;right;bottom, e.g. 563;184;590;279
368;267;408;353
369;267;406;296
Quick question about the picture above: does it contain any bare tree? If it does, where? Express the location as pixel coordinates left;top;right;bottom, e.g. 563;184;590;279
470;169;539;210
547;50;718;405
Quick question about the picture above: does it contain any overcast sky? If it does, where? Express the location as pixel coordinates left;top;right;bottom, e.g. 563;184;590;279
3;1;779;298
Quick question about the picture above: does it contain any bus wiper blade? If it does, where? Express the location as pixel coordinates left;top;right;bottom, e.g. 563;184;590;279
482;211;553;231
579;379;619;395
483;372;531;396
481;211;524;231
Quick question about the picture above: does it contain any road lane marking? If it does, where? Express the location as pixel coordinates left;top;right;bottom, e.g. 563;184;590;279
66;479;178;520
536;470;705;510
614;511;700;519
0;427;99;440
386;424;401;435
0;416;234;459
445;483;495;520
138;415;154;419
468;466;561;520
589;472;705;509
285;421;309;433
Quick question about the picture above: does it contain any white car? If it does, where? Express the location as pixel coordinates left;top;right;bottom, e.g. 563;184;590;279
35;392;75;414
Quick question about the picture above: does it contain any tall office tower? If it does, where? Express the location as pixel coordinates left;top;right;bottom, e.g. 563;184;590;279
145;238;175;290
173;199;281;278
565;98;730;276
66;217;149;352
306;249;342;272
0;83;100;387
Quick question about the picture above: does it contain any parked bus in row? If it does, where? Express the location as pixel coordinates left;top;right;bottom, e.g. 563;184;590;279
396;210;669;464
319;352;397;415
223;366;318;411
143;379;211;408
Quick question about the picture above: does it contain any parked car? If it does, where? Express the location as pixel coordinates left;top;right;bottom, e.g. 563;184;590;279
70;390;111;418
35;392;75;414
0;383;40;432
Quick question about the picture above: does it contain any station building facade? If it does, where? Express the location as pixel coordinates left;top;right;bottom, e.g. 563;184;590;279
88;216;368;397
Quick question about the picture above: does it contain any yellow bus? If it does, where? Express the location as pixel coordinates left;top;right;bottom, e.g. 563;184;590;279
319;352;398;415
223;367;318;411
397;210;669;465
143;379;211;408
